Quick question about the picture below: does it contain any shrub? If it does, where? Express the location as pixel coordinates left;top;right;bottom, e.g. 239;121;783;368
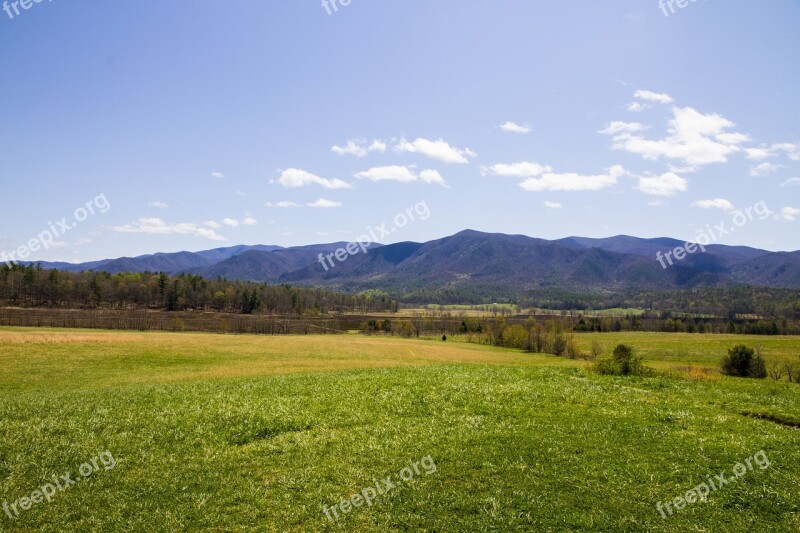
768;363;786;381
548;328;567;356
503;324;528;350
784;359;799;383
565;334;581;360
613;344;644;375
590;340;603;360
594;344;648;376
721;345;767;379
594;357;620;375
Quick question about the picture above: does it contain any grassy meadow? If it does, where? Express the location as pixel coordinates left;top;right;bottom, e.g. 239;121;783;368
1;328;799;531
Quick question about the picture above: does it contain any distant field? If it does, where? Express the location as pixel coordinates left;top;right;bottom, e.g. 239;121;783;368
391;305;648;318
580;307;646;316
1;328;799;531
574;332;800;370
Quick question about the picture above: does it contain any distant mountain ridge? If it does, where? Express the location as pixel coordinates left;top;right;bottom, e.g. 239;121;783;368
27;231;800;297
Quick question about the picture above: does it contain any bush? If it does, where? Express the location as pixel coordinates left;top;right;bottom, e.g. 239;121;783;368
594;357;621;375
551;334;567;356
613;344;644;375
503;324;528;350
721;345;767;379
590;340;603;360
594;344;648;376
768;362;786;381
565;333;581;359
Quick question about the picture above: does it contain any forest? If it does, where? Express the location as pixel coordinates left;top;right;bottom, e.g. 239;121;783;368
0;263;395;315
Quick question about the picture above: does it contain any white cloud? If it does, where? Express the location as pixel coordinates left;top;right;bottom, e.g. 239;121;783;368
543;201;562;209
148;201;169;209
598;121;645;135
745;143;799;161
332;140;367;158
627;102;648;112
481;161;552;179
781;177;800;187
520;165;625;192
778;207;800;221
603;106;747;168
331;138;386;158
634;90;674;104
265;201;301;208
419;169;447;186
218;216;255;226
276;168;353;189
750;162;783;177
356;165;418;183
692;198;735;211
368;139;387;153
41;238;93;249
775;143;800;161
716;132;751;145
211;171;225;179
355;165;448;187
394;137;476;164
307;198;342;208
745;147;775;160
114;218;226;241
204;220;221;228
637;172;688;196
500;121;531;134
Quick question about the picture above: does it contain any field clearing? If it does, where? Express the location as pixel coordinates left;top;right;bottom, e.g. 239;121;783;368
1;328;799;531
0;328;541;393
571;332;800;370
393;306;647;318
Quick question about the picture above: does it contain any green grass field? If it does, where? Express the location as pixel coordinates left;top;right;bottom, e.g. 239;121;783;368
1;328;799;531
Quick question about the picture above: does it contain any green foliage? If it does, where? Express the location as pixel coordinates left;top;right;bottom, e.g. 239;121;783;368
565;333;581;359
594;356;621;375
721;345;767;378
547;321;567;356
590;340;603;359
594;343;648;376
503;324;528;350
0;264;394;315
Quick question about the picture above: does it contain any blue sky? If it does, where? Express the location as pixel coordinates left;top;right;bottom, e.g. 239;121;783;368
1;0;799;263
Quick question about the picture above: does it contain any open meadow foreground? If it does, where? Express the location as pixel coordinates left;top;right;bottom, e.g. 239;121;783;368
3;1;800;531
1;328;799;531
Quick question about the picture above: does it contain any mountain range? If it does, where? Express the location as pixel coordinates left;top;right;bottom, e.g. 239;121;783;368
30;231;800;299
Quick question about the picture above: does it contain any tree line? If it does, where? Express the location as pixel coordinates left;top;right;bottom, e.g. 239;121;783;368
0;263;395;314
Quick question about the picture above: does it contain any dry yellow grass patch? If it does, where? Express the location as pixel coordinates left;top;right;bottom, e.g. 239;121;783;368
0;328;540;392
0;331;145;344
